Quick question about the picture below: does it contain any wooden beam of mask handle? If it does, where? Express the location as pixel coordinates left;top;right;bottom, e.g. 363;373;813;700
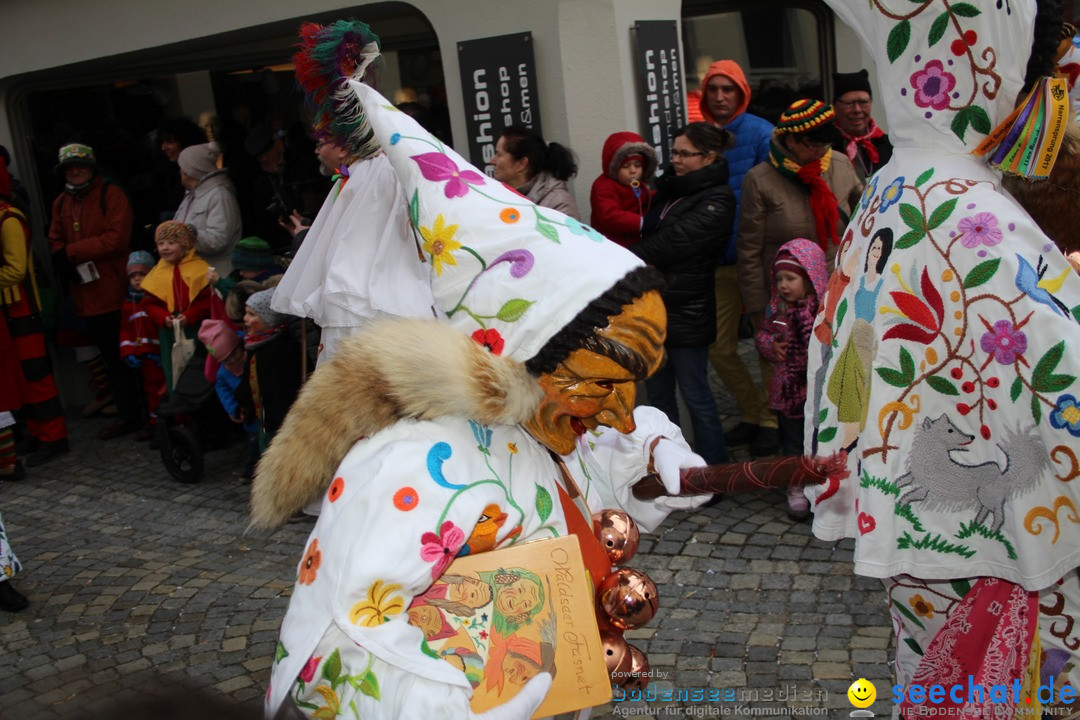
631;453;848;501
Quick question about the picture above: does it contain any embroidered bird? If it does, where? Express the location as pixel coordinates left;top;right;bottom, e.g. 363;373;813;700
459;503;508;556
1015;254;1071;316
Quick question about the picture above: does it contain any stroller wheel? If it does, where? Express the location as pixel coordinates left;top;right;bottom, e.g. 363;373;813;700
160;425;204;483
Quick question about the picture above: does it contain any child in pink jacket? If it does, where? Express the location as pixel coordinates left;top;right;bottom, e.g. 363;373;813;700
754;238;827;520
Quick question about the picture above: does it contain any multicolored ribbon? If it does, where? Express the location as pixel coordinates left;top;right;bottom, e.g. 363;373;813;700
972;77;1069;179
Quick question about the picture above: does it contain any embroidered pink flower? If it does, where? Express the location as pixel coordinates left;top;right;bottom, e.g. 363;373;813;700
910;60;956;111
958;212;1003;248
471;328;505;355
420;521;466;578
980;320;1027;364
412;152;486;198
299;655;321;684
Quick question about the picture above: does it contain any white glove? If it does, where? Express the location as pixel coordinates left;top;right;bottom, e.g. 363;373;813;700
469;672;552;720
651;438;705;495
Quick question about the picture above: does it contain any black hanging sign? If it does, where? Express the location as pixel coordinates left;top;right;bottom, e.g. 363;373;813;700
457;32;542;175
632;21;685;176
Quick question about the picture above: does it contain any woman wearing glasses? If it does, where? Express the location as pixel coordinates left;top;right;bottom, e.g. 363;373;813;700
630;122;735;465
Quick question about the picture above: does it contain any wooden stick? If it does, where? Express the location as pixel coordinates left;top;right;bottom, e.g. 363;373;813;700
631;453;847;500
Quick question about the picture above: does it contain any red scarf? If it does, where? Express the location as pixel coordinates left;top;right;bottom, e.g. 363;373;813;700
769;140;840;251
839;118;885;166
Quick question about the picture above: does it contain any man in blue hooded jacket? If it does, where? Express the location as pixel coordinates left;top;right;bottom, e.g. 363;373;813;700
698;60;779;457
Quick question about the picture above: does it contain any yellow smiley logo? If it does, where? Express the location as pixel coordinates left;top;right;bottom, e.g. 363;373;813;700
847;678;876;708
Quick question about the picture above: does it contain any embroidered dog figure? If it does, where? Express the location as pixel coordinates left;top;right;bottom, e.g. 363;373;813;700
895;413;1046;532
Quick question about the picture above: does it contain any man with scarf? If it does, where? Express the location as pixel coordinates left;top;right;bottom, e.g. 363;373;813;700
47;143;142;441
737;100;862;457
831;69;893;181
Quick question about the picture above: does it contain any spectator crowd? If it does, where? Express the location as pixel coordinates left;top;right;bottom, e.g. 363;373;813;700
0;55;893;532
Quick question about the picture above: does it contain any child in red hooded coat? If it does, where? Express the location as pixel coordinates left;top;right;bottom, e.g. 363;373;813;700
589;132;657;248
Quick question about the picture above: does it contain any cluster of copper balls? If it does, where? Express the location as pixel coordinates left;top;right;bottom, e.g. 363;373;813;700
591;508;656;692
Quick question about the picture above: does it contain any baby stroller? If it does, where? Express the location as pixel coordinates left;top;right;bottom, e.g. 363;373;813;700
156;348;239;482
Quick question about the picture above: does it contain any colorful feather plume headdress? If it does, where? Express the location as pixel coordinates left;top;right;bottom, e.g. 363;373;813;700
293;19;382;159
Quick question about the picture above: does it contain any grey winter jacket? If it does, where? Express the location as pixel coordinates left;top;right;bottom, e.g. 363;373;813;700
174;170;242;275
521;171;581;220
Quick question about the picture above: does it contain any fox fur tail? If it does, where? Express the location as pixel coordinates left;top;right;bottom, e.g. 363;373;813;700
248;318;543;530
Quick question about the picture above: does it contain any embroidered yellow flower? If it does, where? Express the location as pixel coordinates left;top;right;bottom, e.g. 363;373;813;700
420;214;462;276
507;443;518;454
312;685;340;720
350;580;405;627
909;593;935;619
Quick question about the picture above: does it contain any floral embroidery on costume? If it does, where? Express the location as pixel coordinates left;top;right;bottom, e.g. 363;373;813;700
878;0;1000;140
412;152;486;199
350;580;405;627
471;328;505;354
393;486;419;511
419;215;462;276
328;477;345;503
0;514;19;580
810;0;1080;591
299;539;322;585
419;521;466;579
293;649;382;719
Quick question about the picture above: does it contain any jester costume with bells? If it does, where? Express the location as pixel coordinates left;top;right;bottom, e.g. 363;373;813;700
807;1;1080;716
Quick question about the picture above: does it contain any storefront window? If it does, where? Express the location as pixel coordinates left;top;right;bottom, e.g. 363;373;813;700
14;3;446;246
682;1;831;124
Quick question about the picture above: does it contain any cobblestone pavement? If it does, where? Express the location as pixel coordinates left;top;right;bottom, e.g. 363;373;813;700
0;341;896;720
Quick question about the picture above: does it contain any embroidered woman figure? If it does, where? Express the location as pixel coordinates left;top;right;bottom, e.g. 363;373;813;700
826;227;894;449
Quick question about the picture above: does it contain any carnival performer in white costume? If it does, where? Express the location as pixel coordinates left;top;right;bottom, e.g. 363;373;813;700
807;1;1080;716
250;43;854;716
271;21;434;365
251;70;721;716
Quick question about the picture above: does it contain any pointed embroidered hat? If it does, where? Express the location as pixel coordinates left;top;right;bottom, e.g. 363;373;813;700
347;79;643;362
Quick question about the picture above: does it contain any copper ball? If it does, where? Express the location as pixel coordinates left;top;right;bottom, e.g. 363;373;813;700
600;630;632;679
597;567;659;630
592;509;640;564
621;644;650;692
